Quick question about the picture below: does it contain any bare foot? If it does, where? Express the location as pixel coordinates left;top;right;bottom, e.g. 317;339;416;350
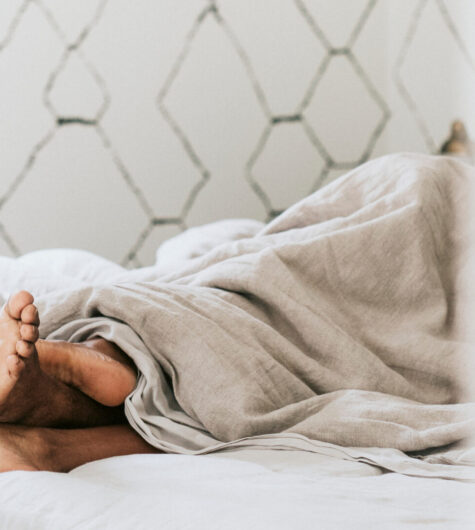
0;291;51;424
0;289;135;412
0;292;130;429
37;338;137;407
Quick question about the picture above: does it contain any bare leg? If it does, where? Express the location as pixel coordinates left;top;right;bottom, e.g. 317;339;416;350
0;423;160;472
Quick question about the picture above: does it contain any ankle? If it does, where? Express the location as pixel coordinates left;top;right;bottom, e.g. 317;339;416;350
7;425;57;472
38;428;65;472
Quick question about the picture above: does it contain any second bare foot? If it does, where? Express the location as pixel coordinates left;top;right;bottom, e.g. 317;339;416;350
37;338;137;407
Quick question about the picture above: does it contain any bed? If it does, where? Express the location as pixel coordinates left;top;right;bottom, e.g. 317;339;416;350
0;153;474;528
0;449;473;529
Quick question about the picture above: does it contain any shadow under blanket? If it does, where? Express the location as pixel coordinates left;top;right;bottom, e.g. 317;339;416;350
32;153;475;480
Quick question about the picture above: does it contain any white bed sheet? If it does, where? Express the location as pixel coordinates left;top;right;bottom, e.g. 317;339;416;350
0;449;473;529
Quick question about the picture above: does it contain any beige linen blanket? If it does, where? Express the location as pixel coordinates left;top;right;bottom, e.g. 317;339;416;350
32;153;475;479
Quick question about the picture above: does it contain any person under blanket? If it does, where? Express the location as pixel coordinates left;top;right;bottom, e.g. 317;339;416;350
0;153;474;475
0;290;158;471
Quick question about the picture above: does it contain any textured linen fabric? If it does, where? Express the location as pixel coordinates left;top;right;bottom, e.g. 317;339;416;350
6;153;474;479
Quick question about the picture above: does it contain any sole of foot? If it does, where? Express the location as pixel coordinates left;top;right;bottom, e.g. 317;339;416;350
37;338;137;407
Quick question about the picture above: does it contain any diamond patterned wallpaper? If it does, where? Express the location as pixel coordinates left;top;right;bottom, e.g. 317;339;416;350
0;0;473;266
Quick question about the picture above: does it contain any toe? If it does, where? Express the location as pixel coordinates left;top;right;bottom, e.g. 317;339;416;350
5;291;34;320
6;354;24;381
20;324;39;343
16;340;35;358
20;304;39;326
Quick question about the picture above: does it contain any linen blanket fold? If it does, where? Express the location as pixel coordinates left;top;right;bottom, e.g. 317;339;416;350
27;153;475;478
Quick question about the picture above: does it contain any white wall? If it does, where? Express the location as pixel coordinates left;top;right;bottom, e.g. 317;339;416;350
0;0;473;265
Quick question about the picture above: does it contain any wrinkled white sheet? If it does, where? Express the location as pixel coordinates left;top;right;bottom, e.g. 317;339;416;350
0;450;473;529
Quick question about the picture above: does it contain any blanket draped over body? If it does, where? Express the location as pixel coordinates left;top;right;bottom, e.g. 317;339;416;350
3;153;475;479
